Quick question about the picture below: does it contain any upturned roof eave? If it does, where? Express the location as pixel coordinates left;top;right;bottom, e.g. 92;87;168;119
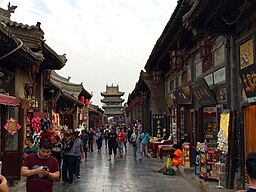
42;43;67;70
0;24;44;64
144;0;191;72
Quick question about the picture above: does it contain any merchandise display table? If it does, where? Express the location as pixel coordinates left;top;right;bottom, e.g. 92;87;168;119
157;145;174;159
150;140;173;158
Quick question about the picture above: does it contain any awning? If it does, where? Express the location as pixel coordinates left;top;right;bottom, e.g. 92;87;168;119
0;94;20;106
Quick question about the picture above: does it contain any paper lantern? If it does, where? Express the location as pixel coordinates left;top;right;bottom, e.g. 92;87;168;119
170;50;183;70
79;96;84;103
83;116;87;121
84;99;89;106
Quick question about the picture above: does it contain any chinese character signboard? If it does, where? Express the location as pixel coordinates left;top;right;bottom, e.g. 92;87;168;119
190;78;216;107
239;63;256;99
152;114;166;138
173;85;191;104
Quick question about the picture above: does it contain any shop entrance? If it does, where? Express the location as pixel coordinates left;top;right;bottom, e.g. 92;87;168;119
244;105;256;156
0;106;23;180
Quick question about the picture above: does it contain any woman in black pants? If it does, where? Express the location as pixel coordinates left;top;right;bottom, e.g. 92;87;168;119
108;127;118;161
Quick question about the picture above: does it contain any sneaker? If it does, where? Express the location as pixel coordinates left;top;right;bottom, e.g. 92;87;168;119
108;158;111;161
77;175;81;179
139;158;142;162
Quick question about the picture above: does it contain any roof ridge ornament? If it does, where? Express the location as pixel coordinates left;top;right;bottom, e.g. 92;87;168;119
0;2;17;20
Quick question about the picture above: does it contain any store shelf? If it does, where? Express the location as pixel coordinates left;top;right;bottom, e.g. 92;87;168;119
201;160;217;165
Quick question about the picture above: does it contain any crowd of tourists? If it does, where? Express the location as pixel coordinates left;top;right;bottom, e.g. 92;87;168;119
18;124;151;192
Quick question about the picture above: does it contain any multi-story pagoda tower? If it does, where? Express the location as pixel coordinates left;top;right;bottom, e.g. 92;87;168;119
101;84;125;123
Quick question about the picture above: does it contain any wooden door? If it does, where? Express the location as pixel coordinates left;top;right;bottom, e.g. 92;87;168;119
244;106;256;156
0;106;23;180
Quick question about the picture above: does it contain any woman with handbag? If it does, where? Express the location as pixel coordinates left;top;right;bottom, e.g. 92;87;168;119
130;129;142;161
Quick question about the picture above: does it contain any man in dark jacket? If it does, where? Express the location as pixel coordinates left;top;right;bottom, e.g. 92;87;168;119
246;152;256;191
87;128;95;152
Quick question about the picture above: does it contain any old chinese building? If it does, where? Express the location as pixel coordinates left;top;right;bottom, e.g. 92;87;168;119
101;84;125;124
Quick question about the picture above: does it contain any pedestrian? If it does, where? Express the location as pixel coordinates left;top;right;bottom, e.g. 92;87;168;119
104;127;109;149
108;127;118;161
23;136;38;159
51;135;62;180
88;128;95;152
141;130;150;157
80;130;88;162
95;128;103;152
117;128;126;158
130;128;141;161
123;127;128;152
73;131;84;178
21;139;60;192
61;131;75;184
246;152;256;191
0;175;9;192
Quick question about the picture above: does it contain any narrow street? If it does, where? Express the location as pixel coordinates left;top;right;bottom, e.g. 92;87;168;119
16;143;197;192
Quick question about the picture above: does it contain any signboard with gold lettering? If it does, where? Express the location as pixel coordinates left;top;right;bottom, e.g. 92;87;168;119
191;78;216;107
239;63;256;99
152;114;167;138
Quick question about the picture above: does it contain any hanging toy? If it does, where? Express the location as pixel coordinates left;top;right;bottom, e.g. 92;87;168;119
32;116;41;133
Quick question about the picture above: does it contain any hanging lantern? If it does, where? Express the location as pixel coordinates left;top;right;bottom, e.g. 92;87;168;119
153;71;161;85
198;40;212;60
142;92;147;102
24;83;36;98
170;50;183;70
84;99;89;106
83;116;87;121
79;96;85;103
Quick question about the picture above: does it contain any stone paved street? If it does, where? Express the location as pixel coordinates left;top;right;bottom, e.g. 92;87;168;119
16;142;197;192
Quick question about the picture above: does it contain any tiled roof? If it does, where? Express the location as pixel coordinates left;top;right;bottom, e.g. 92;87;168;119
144;0;192;71
50;71;83;99
0;23;43;63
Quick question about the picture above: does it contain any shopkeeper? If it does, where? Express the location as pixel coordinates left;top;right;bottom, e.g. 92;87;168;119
171;144;183;167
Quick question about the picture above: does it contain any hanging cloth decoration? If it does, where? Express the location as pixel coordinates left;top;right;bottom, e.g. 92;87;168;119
32;116;41;133
4;118;21;135
41;116;51;131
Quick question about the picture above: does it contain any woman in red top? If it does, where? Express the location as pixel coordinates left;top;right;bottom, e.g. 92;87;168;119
117;128;126;158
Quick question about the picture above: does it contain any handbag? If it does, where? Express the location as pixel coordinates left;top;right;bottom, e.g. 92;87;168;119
132;136;137;147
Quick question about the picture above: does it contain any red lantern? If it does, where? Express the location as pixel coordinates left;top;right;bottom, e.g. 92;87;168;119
79;96;84;103
198;40;211;60
83;116;87;121
84;99;89;106
170;50;183;70
153;71;161;85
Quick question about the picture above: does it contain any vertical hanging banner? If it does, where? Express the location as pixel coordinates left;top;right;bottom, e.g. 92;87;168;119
4;118;21;135
217;113;230;154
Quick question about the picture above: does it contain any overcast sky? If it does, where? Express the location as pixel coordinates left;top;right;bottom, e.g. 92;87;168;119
1;0;177;106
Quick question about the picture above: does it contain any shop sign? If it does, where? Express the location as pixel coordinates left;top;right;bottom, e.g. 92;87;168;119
152;114;166;138
191;78;216;107
239;63;256;98
0;67;14;91
173;85;190;104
